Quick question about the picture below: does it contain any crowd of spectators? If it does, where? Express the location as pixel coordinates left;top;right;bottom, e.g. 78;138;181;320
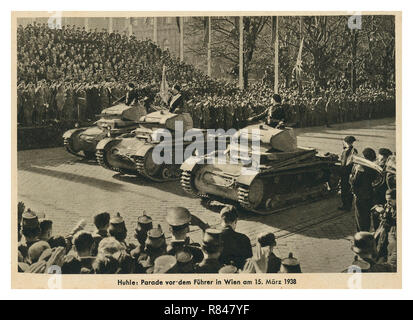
17;22;395;129
17;203;303;274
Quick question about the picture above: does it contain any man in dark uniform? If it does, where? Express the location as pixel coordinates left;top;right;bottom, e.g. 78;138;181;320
125;82;139;106
374;148;393;205
165;207;207;264
108;213;136;253
136;224;167;274
91;212;110;256
338;135;358;211
350;148;377;232
347;232;393;273
168;84;184;113
246;93;285;127
195;228;224;273
219;206;253;269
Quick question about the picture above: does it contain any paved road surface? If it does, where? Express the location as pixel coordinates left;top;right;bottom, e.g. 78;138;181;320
17;117;396;273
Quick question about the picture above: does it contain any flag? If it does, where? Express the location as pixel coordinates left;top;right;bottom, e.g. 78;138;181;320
176;17;181;33
203;17;209;46
293;38;304;81
271;16;277;45
160;65;171;104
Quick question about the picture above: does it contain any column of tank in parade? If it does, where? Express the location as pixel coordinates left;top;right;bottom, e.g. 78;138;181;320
62;103;146;159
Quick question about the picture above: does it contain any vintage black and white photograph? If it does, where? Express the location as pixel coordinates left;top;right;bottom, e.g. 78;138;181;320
12;11;400;289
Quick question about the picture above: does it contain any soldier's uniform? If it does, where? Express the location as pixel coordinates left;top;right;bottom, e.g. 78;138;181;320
219;207;253;269
18;209;41;262
137;225;167;274
108;213;136;253
339;136;358;211
195;229;223;274
279;253;302;273
134;212;153;249
346;232;394;273
165;207;204;264
350;148;377;232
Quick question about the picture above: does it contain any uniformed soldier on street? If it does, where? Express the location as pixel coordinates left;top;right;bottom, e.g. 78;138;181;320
219;206;253;269
134;211;153;250
371;188;397;266
347;232;393;273
374;148;393;205
19;209;41;262
195;228;224;274
350;148;377;232
279;252;302;273
137;224;167;274
338;135;358;211
108;212;136;253
165;207;207;264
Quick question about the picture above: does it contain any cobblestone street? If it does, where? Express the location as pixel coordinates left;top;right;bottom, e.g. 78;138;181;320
17;118;396;273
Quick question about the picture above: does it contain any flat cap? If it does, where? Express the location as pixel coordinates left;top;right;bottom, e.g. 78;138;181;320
202;228;223;246
166;207;191;226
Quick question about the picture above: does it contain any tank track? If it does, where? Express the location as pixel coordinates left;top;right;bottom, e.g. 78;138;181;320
181;170;199;196
64;137;86;159
96;148;113;171
135;156;180;183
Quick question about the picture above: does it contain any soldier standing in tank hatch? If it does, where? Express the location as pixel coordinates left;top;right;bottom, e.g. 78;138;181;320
246;93;285;127
338;136;358;211
168;84;184;113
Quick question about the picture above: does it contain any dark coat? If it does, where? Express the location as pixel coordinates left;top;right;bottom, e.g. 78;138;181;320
219;226;253;269
195;258;222;274
168;93;184;113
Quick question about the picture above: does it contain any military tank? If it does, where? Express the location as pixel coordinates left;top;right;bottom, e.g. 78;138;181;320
180;123;341;215
96;110;212;182
62;103;145;159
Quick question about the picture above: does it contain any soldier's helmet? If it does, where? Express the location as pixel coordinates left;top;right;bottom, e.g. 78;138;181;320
166;207;191;227
109;212;127;233
145;224;166;249
280;252;302;273
137;211;153;231
22;209;40;230
351;232;376;256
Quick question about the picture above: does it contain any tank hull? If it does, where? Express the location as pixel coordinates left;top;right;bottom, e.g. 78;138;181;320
63;124;140;160
181;150;341;215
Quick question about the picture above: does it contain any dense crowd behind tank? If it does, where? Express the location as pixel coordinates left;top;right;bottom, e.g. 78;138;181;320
17;23;395;130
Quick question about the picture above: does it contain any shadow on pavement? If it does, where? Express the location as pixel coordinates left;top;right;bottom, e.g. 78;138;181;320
20;166;124;193
111;173;195;198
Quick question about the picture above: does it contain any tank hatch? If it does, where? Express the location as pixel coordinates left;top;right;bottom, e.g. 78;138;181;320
235;124;298;152
139;110;194;132
99;103;143;122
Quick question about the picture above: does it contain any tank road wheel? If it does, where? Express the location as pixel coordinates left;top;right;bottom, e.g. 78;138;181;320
161;167;172;180
64;137;85;159
143;150;162;178
96;141;118;171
